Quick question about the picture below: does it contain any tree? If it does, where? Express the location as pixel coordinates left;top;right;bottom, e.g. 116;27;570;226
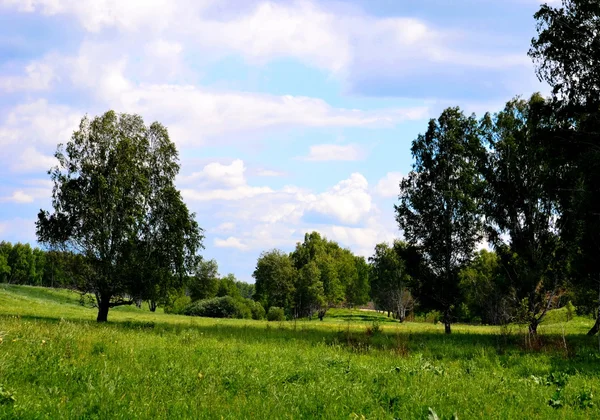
189;259;220;301
7;243;33;284
295;261;324;318
396;108;484;334
459;249;511;325
369;241;414;321
481;95;564;334
234;281;255;299
346;256;370;307
217;274;241;299
253;249;296;310
36;111;203;322
0;242;12;283
530;0;600;107
530;0;600;335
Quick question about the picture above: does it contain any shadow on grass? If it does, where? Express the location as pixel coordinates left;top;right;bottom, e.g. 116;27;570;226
5;312;600;375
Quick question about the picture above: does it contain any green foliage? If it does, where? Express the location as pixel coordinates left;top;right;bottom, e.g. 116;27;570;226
253;249;296;310
245;299;265;320
565;301;575;322
36;111;203;322
163;294;192;315
369;241;414;322
235;281;255;299
425;310;442;324
459;249;510;325
481;94;563;334
183;296;251;319
188;259;219;302
295;261;324;317
216;274;240;299
266;306;285;321
396;107;484;333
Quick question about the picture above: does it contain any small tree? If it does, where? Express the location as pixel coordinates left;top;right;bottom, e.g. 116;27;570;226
188;259;220;301
37;111;203;322
253;249;296;310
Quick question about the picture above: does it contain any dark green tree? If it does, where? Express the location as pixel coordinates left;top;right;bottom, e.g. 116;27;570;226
347;255;370;307
458;249;510;325
481;95;564;334
36;111;203;322
530;0;600;335
253;249;296;310
396;108;484;333
369;241;414;321
295;260;324;318
217;274;241;298
189;259;220;301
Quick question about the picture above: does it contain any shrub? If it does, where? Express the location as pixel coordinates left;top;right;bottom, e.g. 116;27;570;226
565;301;575;322
267;306;285;321
183;296;251;319
164;295;191;315
246;299;266;320
425;310;442;324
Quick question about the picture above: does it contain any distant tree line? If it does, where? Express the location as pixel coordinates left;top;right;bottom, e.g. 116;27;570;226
0;241;85;288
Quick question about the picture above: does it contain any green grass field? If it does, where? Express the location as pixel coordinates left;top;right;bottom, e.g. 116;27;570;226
1;284;600;419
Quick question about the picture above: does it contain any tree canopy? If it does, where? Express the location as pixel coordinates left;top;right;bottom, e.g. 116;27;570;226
36;111;204;322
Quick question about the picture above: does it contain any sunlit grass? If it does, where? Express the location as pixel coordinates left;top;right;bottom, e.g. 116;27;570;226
1;284;599;419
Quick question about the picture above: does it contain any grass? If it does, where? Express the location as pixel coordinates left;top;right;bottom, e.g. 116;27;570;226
1;285;600;419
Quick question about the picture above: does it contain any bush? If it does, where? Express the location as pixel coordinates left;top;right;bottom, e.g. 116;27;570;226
183;296;251;319
566;301;575;322
246;299;266;320
164;295;191;314
425;310;442;324
267;306;285;321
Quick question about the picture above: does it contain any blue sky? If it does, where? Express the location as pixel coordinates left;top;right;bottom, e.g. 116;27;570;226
0;0;552;282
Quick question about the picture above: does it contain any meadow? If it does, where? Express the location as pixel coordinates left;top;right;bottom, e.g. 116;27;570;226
1;284;599;419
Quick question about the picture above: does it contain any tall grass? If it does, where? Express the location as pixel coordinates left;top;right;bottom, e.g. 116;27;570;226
1;285;599;419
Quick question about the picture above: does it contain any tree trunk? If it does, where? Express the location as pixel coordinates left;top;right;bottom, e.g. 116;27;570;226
97;295;110;322
587;284;600;336
587;312;600;336
529;320;538;335
149;300;157;312
443;310;451;334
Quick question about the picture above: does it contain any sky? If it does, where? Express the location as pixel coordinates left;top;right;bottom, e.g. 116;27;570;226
0;0;554;283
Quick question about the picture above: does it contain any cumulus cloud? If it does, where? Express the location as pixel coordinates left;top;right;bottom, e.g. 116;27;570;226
12;147;56;173
214;236;248;250
1;0;541;99
375;172;403;198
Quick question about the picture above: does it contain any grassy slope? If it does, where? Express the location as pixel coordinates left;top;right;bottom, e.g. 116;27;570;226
0;285;599;419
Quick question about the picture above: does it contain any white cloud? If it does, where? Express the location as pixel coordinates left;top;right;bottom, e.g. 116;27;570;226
214;236;247;250
2;190;34;204
304;143;364;161
214;222;235;232
308;173;372;224
0;59;56;92
255;168;284;177
0;0;533;91
0;181;52;204
12;147;56;173
179;159;274;201
375;172;403;198
0;100;81;147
